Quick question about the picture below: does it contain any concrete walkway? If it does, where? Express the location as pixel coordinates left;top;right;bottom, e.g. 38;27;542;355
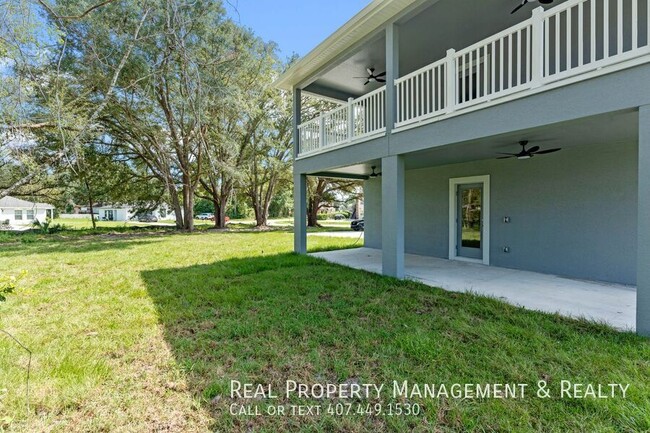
311;248;636;331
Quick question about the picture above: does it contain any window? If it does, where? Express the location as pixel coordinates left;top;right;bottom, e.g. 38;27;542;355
15;210;22;220
26;210;35;220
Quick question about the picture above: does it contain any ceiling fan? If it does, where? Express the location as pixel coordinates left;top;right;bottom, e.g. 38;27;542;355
497;140;562;160
354;68;386;86
369;166;382;178
511;0;554;14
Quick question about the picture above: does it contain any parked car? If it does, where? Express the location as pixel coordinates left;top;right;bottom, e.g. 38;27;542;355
351;219;364;231
197;213;214;220
334;214;346;220
138;214;158;222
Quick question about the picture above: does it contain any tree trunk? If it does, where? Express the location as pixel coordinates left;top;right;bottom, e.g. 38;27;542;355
168;184;184;229
253;203;267;227
89;203;96;229
201;176;231;229
307;196;320;228
183;183;194;231
217;194;229;228
213;198;223;229
84;179;97;230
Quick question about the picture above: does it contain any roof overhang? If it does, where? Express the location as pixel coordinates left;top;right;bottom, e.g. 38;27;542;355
274;0;421;91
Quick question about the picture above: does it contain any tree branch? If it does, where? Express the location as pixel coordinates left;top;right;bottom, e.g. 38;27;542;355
36;0;119;20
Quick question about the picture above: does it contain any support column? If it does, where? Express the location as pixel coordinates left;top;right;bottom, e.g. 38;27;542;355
637;105;650;336
293;87;302;157
385;22;399;134
382;155;405;278
294;172;307;254
293;87;307;255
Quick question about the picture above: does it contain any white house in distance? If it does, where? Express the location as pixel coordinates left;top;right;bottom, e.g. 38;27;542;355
92;204;173;221
0;196;55;226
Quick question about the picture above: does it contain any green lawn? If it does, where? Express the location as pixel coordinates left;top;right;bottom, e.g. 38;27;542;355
46;217;352;231
0;229;649;432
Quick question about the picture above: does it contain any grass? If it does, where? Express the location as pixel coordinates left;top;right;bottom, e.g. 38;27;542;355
0;218;352;245
0;228;648;432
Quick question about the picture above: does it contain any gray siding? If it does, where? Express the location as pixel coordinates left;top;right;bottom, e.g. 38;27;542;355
364;141;638;285
364;178;382;250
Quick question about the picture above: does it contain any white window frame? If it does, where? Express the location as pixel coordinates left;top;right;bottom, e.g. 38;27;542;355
14;210;23;220
449;175;491;265
26;209;35;220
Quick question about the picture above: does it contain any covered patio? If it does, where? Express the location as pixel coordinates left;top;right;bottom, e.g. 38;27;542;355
312;247;637;331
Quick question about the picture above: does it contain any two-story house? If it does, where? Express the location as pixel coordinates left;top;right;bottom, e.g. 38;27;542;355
275;0;650;336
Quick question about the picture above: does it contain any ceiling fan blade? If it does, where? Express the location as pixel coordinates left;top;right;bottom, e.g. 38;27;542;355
511;1;527;14
376;71;386;77
497;152;519;156
535;148;562;154
497;156;515;159
376;78;386;83
527;146;540;153
367;68;373;75
364;79;370;86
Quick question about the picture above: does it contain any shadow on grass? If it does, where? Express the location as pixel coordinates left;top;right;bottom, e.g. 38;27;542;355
141;253;650;432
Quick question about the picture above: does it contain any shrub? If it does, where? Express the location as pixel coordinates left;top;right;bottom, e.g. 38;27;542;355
318;212;349;220
32;219;69;234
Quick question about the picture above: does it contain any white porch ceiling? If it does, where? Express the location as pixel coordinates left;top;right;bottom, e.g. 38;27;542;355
318;109;638;177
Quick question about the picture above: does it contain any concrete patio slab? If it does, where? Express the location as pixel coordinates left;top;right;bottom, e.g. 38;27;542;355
309;231;365;239
311;248;636;331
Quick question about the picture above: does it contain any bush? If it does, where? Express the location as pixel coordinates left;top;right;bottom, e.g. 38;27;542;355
318;212;350;220
32;219;69;234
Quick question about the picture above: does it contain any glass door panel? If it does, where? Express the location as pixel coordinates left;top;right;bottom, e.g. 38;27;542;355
457;184;483;260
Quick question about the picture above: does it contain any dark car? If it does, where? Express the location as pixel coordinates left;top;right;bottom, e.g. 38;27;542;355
138;214;158;223
351;219;364;231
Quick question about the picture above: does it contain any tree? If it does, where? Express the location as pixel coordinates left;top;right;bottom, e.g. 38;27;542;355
100;1;250;230
240;58;292;227
63;143;165;228
0;0;150;199
307;178;361;227
197;30;279;229
268;187;292;218
243;106;292;227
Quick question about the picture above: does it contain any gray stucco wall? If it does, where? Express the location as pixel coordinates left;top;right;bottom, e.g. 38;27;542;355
364;141;638;285
364;178;382;250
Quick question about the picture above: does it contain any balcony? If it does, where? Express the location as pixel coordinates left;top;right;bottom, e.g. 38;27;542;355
297;0;650;158
298;87;387;155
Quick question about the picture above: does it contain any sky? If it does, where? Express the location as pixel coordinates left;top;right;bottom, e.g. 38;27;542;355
225;0;371;59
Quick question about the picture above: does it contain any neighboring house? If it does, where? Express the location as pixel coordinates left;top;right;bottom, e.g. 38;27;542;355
276;0;650;335
92;204;174;221
93;205;131;222
0;196;55;226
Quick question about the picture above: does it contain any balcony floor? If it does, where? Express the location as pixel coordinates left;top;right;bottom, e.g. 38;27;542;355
311;247;636;331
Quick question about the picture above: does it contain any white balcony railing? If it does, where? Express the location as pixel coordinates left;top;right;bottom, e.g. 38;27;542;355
396;0;650;129
298;0;650;156
298;87;386;155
